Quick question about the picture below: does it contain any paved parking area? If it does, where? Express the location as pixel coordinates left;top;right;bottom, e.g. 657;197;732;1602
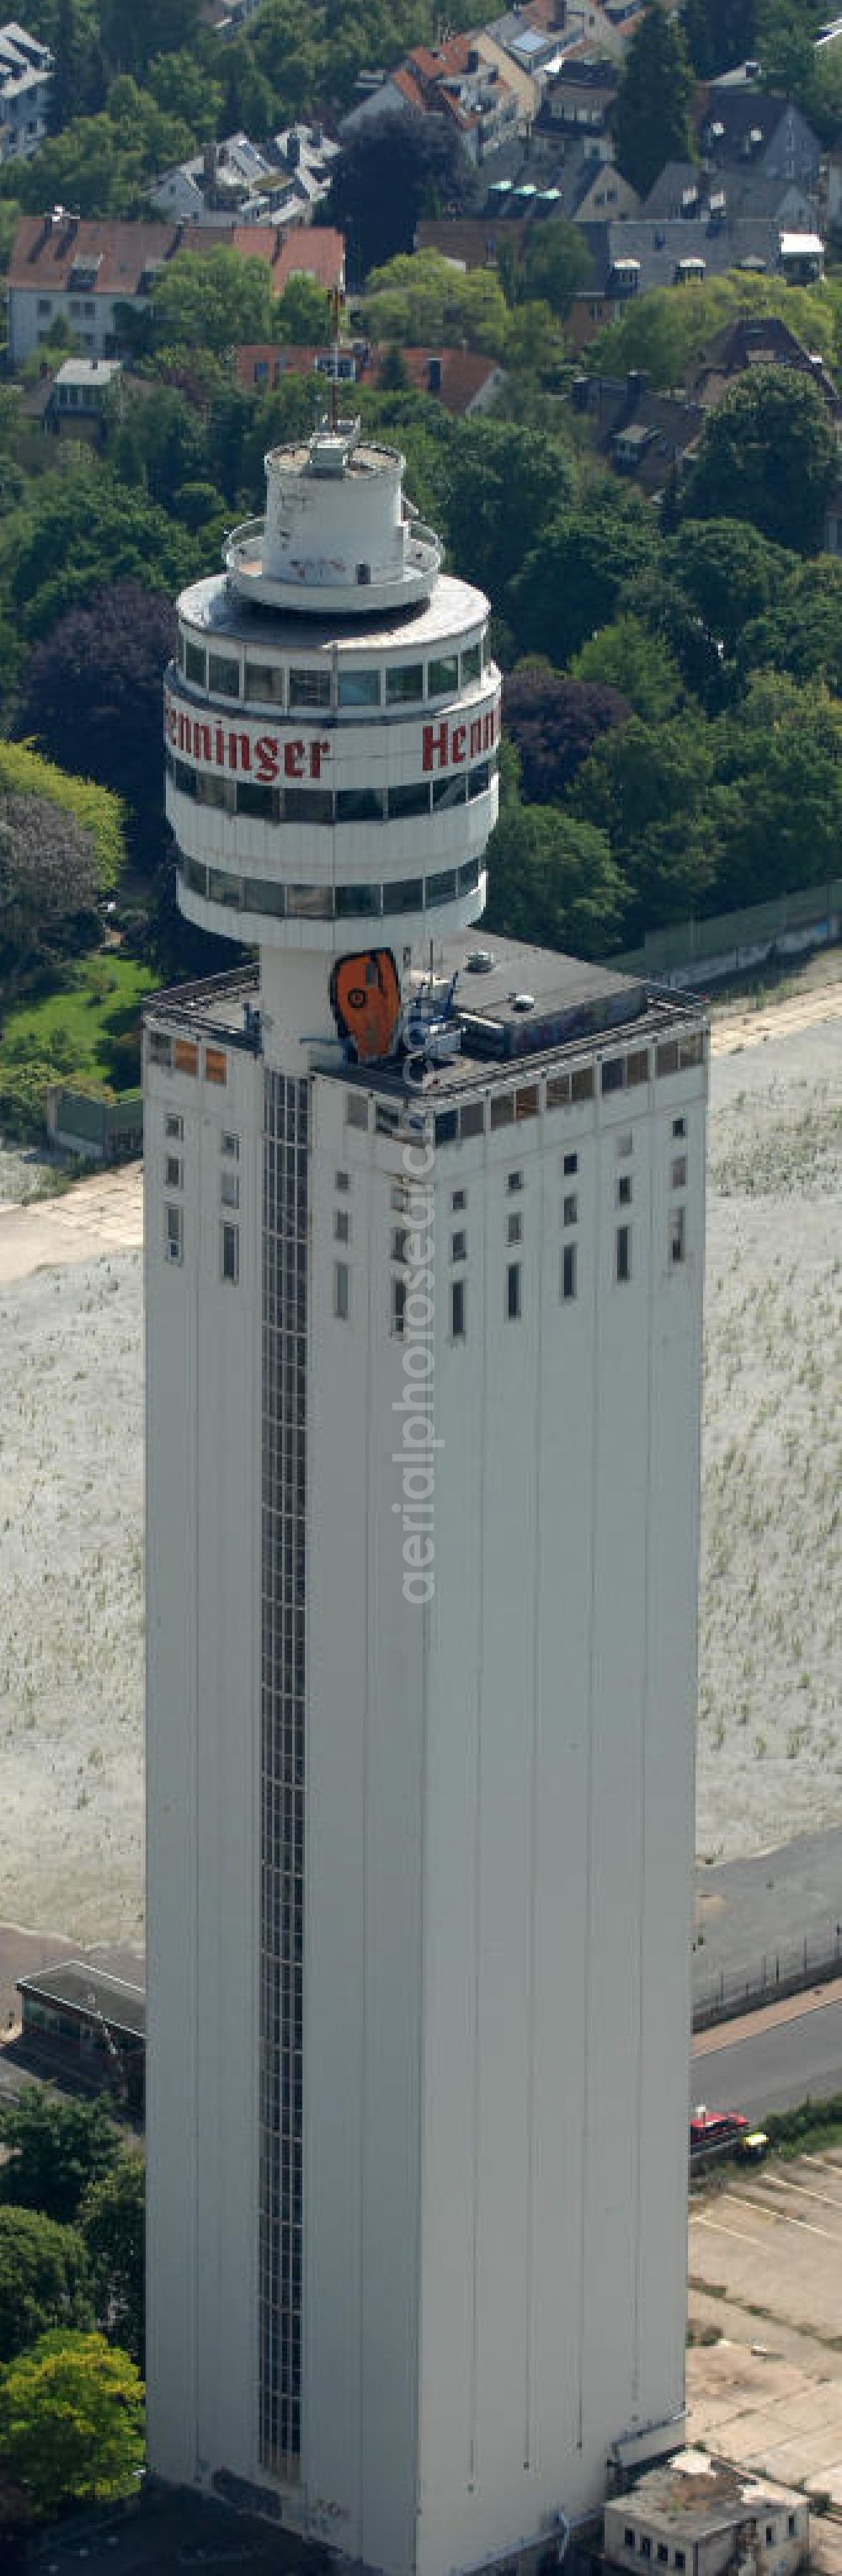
31;2488;326;2574
688;2147;842;2561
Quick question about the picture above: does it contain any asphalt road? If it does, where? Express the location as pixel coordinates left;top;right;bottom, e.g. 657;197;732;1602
691;1989;842;2122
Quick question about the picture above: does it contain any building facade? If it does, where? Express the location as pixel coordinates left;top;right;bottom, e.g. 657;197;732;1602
145;416;707;2576
0;20;51;163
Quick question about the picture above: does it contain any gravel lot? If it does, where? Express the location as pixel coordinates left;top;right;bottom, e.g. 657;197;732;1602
0;969;839;1945
698;1014;841;1864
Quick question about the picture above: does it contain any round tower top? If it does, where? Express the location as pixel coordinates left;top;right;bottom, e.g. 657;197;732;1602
225;414;442;619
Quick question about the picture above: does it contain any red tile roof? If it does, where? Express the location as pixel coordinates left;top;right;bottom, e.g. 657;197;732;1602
391;66;429;111
7;214;344;296
234;340;502;413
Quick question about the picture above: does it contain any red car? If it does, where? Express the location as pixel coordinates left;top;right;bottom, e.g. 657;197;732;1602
690;2104;749;2152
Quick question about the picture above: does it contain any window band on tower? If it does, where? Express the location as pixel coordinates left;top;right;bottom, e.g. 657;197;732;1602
260;1069;309;2477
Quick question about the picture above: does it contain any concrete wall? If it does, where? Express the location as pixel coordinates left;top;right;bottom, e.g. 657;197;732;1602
296;1041;705;2576
145;1035;263;2490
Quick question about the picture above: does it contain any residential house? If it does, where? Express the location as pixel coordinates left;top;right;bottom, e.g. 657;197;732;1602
417;141;637;260
571;365;705;489
566;209;826;351
694;309;842;413
573;307;841;494
604;2451;808;2576
0;18;51;162
235;339;505;413
149;125;338;231
540;51;620;135
488;0;632;86
696;85;821;196
340;33;532;160
6;212;345;367
642;156;817;233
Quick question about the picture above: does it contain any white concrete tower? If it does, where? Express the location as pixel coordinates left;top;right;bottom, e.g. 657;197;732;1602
145;416;707;2576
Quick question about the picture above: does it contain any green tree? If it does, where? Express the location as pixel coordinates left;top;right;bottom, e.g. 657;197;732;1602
504;298;566;379
328;112;476;276
664;516;789;659
711;670;842;904
0;2089;123;2230
275;274;333;345
682;0;756;77
443;419;571;596
683;365;839;554
611;1;697;196
111;385;207;510
364;249;509;356
572;614;683;719
0;2211;93;2364
149;247;278;357
736;556;842;691
517;216;594;317
80;2156;145;2372
0;81;195;217
485;801;626;954
48;0;83;132
145;45;223;141
99;0;202;77
585;269;839;388
573;708;719;932
0;467;202;637
509;493;659;666
0;2331;144;2517
0;796;100;998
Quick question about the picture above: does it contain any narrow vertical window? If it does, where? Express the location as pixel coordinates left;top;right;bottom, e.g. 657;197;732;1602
165;1204;183;1265
221;1221;239;1284
669;1206;686;1267
507;1261;521;1320
562;1242;577;1303
392;1276;406;1337
334;1259;349;1319
616;1224;632;1284
450;1278;466;1339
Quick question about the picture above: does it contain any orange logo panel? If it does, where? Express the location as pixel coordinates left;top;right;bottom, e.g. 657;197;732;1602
331;951;402;1063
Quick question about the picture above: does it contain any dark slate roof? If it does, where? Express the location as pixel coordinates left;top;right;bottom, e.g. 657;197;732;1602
18;1960;145;2040
643;160;817;222
573;372;706;488
695;86;820;177
579;211;807;294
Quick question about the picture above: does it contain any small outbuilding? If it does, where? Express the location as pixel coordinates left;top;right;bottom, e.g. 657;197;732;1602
604;2450;808;2576
16;1960;145;2111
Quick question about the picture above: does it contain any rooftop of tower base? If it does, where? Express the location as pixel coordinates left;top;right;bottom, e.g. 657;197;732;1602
145;932;706;1102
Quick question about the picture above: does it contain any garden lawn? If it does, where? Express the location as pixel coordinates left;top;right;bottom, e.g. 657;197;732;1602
2;956;154;1094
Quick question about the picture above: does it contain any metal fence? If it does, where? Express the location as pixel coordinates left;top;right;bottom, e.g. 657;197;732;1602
608;877;842;986
692;1924;842;2033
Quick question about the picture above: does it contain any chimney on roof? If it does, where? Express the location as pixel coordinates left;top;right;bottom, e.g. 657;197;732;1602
287;131;301;168
467;45;480;69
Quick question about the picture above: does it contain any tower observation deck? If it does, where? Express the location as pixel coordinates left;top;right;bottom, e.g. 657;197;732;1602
164;415;501;1004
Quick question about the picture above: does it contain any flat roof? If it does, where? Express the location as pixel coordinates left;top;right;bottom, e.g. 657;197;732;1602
618;2449;806;2541
18;1960;145;2040
176;568;488;653
146;936;706;1090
